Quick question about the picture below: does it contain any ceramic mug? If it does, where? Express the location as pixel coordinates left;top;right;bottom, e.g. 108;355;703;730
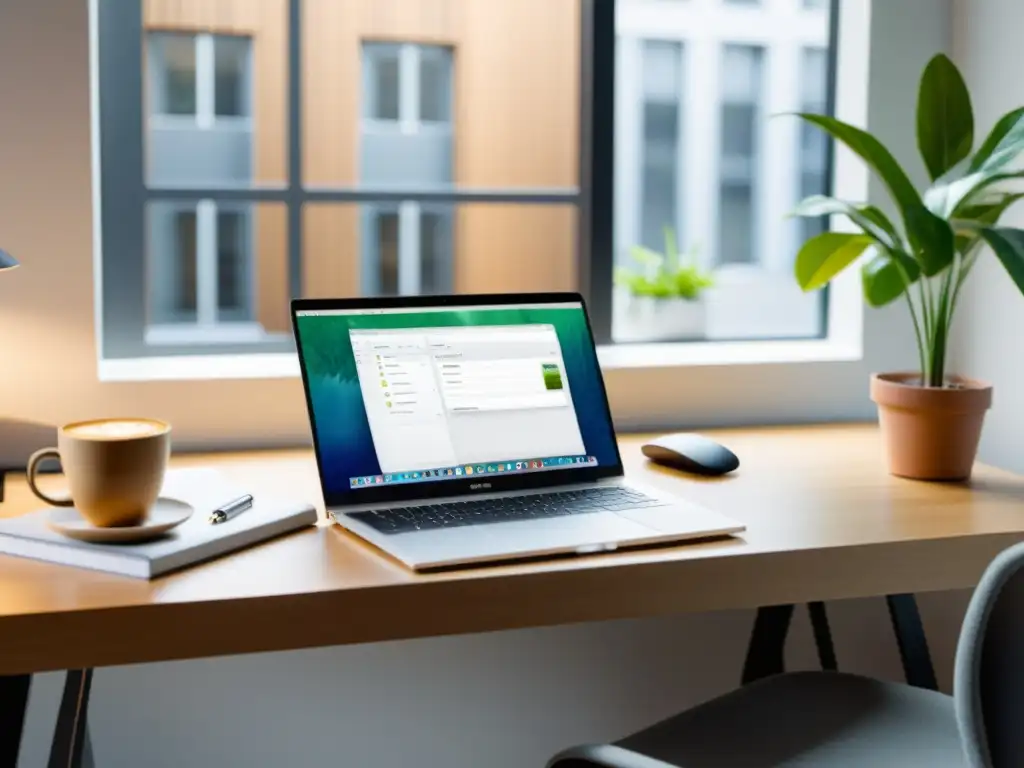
27;418;172;527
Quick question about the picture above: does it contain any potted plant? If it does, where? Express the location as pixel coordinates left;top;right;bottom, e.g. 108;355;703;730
790;53;1024;480
613;227;714;343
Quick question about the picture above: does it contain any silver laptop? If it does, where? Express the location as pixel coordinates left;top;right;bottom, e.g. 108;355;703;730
292;293;744;571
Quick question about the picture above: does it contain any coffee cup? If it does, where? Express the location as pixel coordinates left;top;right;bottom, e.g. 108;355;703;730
27;418;171;528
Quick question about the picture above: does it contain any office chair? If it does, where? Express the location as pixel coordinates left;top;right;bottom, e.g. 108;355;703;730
548;541;1024;768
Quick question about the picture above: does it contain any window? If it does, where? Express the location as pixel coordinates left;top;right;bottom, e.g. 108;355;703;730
97;0;581;361
96;0;837;364
719;45;763;266
360;44;454;296
614;0;834;343
639;41;682;253
799;47;831;246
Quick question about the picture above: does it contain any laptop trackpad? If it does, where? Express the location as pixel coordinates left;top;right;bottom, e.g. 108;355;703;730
616;504;743;536
397;514;649;563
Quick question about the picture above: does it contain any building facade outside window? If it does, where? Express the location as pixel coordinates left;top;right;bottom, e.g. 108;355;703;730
96;0;835;363
613;0;831;342
360;43;454;297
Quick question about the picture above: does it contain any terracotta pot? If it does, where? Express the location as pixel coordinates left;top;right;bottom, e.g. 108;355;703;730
870;372;993;481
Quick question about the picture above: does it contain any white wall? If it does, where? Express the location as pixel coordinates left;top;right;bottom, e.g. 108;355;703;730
0;1;971;766
950;0;1024;474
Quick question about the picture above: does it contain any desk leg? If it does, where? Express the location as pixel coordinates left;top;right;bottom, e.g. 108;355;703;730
0;673;31;765
886;594;938;690
807;601;838;672
48;669;94;768
743;603;838;685
741;604;794;684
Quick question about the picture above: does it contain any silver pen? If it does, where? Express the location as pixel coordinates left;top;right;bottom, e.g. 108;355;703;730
208;494;254;525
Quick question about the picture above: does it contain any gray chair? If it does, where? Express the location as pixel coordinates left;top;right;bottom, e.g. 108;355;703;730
549;541;1024;768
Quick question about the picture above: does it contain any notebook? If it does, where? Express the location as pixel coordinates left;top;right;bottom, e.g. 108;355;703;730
0;468;318;578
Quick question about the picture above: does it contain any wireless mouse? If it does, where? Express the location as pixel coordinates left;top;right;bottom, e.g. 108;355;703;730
641;433;740;476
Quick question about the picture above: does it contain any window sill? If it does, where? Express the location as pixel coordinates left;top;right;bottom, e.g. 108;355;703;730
98;338;863;383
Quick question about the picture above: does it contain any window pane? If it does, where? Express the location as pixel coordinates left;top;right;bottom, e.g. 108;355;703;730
143;0;286;189
304;1;580;188
799;47;830;245
377;210;400;295
420;210;453;294
147;203;197;325
216;210;251;318
614;5;832;343
419;48;453;123
718;46;763;266
640;41;682;253
364;44;401;121
146;201;284;344
304;203;575;299
214;36;251;118
148;33;196;116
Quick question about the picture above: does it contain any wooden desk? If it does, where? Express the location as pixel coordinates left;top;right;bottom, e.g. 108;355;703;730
4;423;1024;673
3;424;1024;765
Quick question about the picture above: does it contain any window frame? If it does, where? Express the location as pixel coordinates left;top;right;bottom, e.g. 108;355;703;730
95;0;858;381
95;0;585;361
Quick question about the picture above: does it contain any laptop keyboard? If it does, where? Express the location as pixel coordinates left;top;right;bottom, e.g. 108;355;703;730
347;487;666;535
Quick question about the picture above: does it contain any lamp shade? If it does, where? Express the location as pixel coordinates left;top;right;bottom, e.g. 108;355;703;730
0;249;17;270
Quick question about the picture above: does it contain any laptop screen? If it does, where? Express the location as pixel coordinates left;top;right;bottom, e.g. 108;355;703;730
293;297;622;505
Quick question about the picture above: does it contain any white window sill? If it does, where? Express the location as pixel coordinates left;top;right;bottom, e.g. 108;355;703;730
98;338;863;383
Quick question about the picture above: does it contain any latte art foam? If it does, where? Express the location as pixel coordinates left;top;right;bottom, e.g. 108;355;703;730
66;419;166;440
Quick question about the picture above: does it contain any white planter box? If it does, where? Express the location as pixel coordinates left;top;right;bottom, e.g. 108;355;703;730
612;292;707;342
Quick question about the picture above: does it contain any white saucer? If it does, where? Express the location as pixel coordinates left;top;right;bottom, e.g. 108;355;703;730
47;498;194;543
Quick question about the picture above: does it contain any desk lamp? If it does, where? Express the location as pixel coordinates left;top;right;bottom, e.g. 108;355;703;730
0;248;20;501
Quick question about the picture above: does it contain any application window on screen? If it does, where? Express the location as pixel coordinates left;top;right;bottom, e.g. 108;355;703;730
350;324;587;477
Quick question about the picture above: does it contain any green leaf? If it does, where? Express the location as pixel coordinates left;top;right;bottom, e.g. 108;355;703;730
861;249;920;307
629;245;663;268
795;232;874;291
916;54;974;181
857;205;903;246
904;205;955;276
970;107;1024;174
794;114;949;265
789;195;900;248
979;227;1024;296
956;192;1024;226
795;114;921;215
926;169;1024;221
924;171;986;217
958;170;1024;208
953;193;1024;255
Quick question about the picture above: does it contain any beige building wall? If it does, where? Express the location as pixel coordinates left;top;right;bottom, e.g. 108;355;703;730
144;0;579;331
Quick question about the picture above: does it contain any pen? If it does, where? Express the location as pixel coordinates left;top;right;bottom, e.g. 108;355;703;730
208;494;254;525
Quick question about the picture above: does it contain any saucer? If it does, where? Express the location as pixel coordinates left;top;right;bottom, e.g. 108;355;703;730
47;498;194;543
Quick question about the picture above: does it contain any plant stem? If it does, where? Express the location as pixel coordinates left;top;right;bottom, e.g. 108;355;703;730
949;246;979;321
931;263;955;387
892;257;927;383
917;274;934;351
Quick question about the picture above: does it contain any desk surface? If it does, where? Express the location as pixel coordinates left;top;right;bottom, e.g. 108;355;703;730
2;424;1024;675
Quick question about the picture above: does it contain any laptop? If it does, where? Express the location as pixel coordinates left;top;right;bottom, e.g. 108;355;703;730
292;293;745;571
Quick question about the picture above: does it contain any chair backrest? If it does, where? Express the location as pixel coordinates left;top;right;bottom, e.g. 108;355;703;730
955;541;1024;768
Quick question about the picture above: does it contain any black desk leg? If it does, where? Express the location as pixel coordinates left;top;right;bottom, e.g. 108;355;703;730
742;604;795;685
886;594;938;690
807;601;838;672
1;674;31;766
48;669;94;768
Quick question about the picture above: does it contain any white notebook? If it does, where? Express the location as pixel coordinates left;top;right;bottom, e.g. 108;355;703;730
0;468;318;578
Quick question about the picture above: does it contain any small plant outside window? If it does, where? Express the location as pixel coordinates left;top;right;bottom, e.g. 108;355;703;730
615;227;713;300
